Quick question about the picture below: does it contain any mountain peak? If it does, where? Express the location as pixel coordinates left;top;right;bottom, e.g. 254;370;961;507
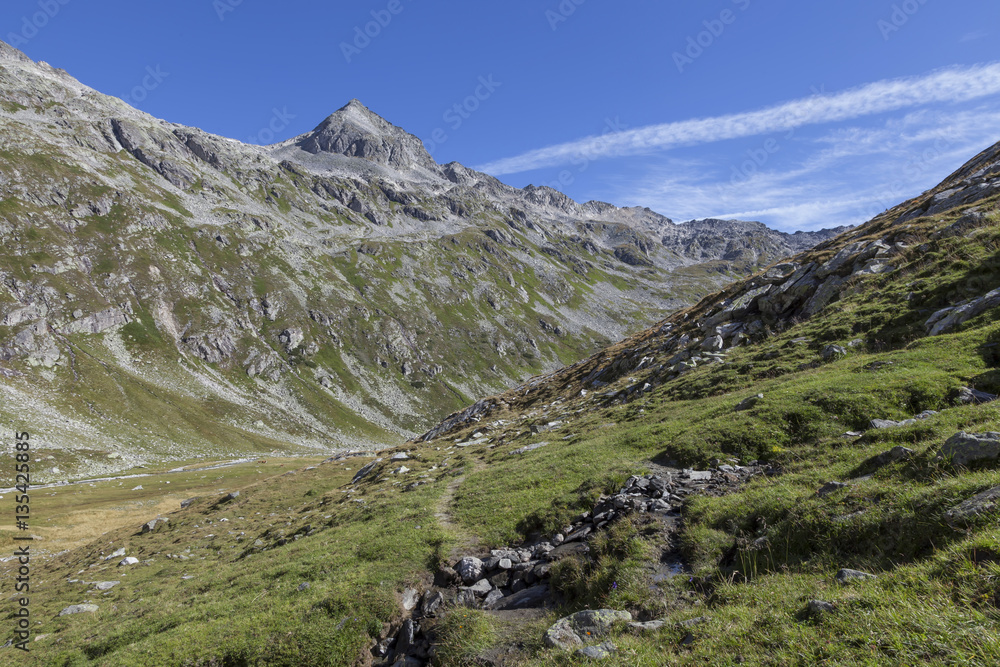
294;99;438;172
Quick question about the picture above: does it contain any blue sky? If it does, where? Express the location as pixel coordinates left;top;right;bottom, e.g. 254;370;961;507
3;0;999;231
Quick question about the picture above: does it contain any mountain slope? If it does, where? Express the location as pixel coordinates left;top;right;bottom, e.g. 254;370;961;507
418;140;1000;440
9;140;1000;665
0;41;844;477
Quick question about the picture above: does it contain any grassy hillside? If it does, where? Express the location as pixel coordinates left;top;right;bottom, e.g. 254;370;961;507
4;143;999;666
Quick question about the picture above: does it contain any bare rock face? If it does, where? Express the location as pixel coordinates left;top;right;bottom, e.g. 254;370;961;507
58;308;129;335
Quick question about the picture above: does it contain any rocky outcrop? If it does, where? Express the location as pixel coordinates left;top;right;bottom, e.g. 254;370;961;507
925;288;1000;336
58;308;129;335
938;432;1000;467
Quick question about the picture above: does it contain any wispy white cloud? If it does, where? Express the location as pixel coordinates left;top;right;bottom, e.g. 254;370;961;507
476;63;1000;176
611;106;1000;232
961;30;989;43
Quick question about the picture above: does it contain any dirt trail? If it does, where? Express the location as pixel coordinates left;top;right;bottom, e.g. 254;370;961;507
433;456;488;560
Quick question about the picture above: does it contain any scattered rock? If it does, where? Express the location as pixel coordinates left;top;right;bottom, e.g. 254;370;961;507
938;432;1000;467
59;604;98;616
455;557;485;585
455;589;478;608
92;581;120;591
401;588;420;611
735;394;763;411
817;482;850;497
629;620;665;633
180;497;199;509
119;557;139;566
861;446;914;470
509;442;549;456
489;584;549;611
461;579;492;597
352;459;382;483
483;589;505;608
925;287;1000;336
297;582;311;592
835;568;877;584
547;543;590;561
808;600;835;614
822;345;847;361
420;590;444;617
945;485;1000;524
391;453;410;461
544;609;632;650
140;517;169;534
104;548;126;561
869;419;900;430
577;642;617;659
395;619;418;656
956;387;998;405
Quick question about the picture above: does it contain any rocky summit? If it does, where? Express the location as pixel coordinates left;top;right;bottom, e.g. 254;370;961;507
0;40;844;478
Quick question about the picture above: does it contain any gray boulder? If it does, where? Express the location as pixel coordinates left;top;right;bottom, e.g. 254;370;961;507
455;557;485;585
861;446;914;470
488;584;549;610
808;600;835;614
945;485;1000;524
483;589;505;608
956;387;998;405
461;579;492;597
59;604;99;616
925;288;1000;336
735;394;763;412
822;345;847;361
835;568;877;584
141;517;169;534
628;620;665;633
92;581;120;591
701;335;724;352
938;432;1000;467
577;642;617;660
351;459;382;483
544;609;632;650
401;588;420;611
817;482;850;497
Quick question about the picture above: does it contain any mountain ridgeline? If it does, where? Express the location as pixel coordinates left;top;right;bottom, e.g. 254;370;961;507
0;41;844;476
